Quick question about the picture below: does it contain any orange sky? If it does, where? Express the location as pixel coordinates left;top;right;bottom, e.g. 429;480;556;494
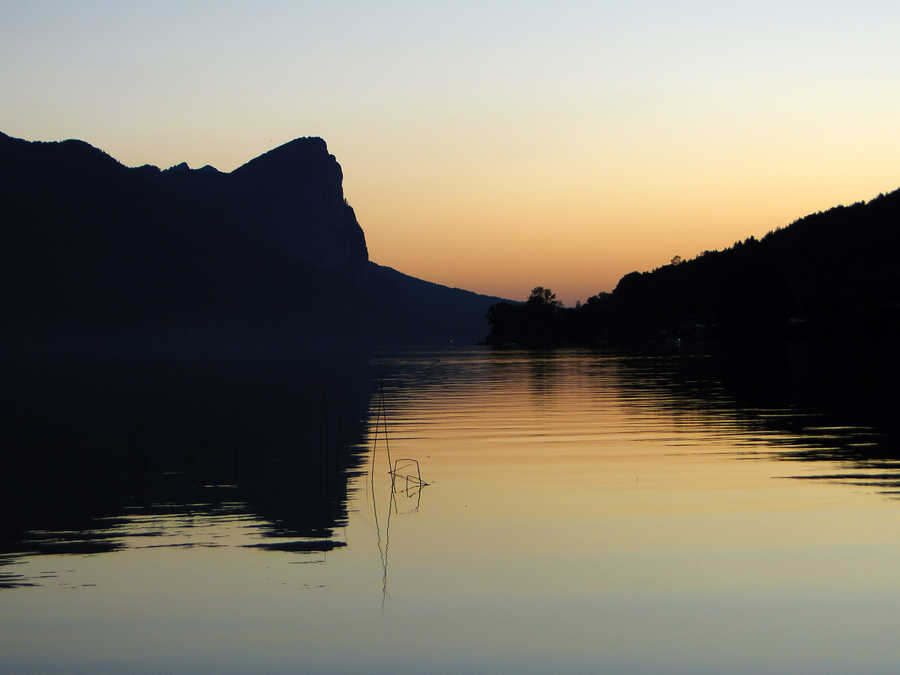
339;123;900;304
3;3;899;305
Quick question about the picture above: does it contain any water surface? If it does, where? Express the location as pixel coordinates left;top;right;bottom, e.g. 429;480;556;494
3;349;900;673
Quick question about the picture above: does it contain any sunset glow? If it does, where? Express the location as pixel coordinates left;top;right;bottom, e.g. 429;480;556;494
4;1;899;304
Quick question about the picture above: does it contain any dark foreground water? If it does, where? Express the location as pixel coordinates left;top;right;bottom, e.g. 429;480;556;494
3;349;900;673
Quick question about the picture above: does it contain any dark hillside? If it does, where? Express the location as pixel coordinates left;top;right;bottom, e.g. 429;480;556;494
488;188;900;348
365;263;504;346
603;189;900;345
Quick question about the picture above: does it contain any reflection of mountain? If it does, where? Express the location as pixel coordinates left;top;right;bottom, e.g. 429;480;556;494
0;355;373;581
0;130;501;583
0;131;504;354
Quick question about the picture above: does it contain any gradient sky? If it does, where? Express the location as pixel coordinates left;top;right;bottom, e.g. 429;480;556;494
3;1;899;305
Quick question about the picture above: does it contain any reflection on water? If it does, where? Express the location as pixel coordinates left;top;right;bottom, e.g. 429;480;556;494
5;348;900;673
610;355;900;494
0;355;372;589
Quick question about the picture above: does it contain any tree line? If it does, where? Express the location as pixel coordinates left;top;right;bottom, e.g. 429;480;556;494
485;188;900;355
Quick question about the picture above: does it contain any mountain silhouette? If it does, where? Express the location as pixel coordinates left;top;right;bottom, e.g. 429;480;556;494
0;131;503;355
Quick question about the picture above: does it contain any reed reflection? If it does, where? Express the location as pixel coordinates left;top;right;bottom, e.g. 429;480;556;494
365;379;429;612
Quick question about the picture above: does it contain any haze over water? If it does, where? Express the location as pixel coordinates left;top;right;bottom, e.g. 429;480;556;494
3;349;900;673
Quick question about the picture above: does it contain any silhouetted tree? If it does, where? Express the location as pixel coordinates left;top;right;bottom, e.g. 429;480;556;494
528;286;562;307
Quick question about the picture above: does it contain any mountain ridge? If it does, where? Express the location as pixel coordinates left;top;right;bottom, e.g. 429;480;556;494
0;131;504;355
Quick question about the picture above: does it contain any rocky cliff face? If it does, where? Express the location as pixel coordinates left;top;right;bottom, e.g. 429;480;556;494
0;132;368;277
230;137;369;274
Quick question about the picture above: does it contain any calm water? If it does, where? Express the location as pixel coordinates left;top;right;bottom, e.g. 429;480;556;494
3;349;900;673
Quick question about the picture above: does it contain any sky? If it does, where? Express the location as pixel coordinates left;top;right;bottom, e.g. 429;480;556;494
3;1;900;305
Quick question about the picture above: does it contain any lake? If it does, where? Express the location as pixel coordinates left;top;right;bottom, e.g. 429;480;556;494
3;348;900;673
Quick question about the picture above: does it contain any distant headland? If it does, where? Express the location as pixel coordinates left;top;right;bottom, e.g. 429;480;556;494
487;188;900;349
